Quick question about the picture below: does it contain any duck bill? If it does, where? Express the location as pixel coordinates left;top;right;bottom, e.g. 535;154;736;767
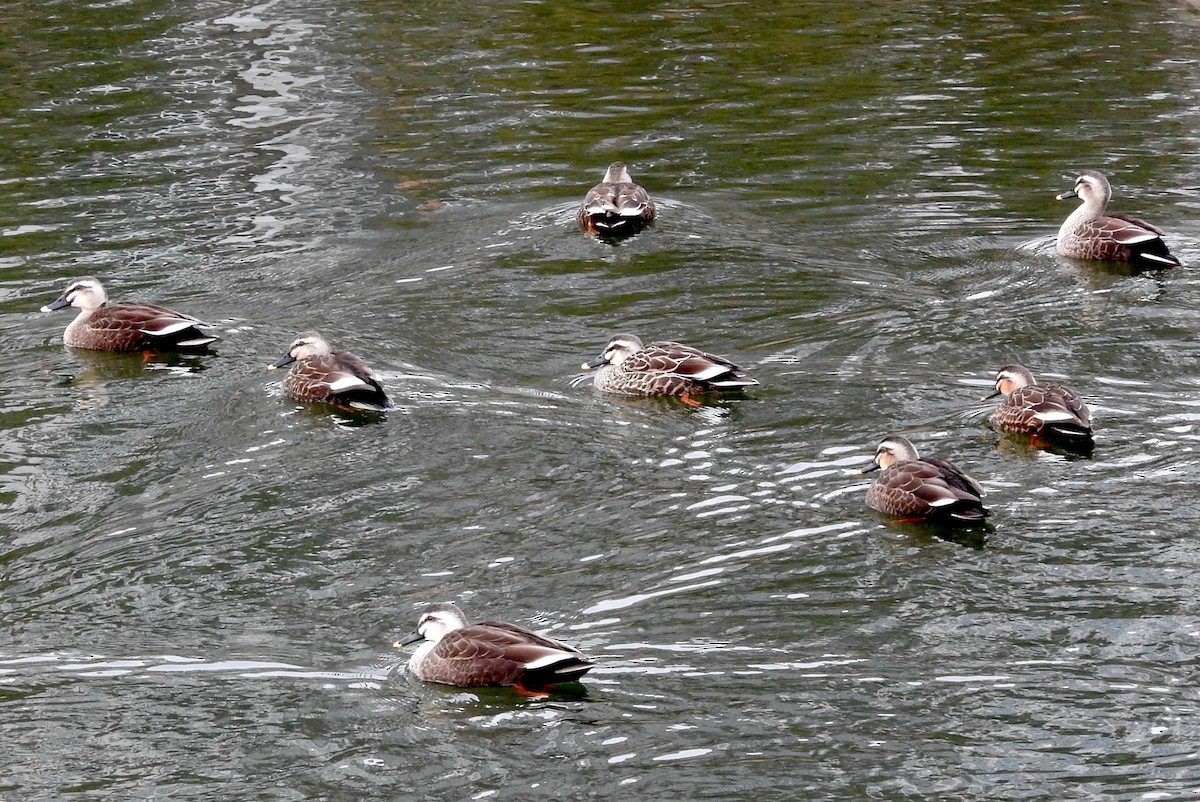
856;461;882;476
40;296;70;313
1055;189;1078;201
268;354;296;371
981;388;1002;402
581;356;608;371
393;631;425;649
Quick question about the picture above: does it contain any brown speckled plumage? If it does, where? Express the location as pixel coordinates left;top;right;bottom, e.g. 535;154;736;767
1056;170;1181;268
270;332;392;412
394;602;594;693
581;333;758;400
577;162;656;237
861;435;989;524
983;364;1093;445
41;277;218;352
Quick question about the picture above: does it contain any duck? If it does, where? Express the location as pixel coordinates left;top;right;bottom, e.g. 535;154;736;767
268;332;393;411
581;333;758;405
393;602;594;695
1055;170;1182;268
577;161;656;236
982;364;1093;446
859;435;990;524
40;276;218;352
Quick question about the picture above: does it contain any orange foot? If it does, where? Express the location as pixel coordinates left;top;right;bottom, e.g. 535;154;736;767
512;683;551;699
679;392;702;408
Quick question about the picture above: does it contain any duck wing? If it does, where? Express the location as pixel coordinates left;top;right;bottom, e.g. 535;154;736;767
629;342;756;387
579;182;656;235
287;352;392;411
1014;385;1092;433
922;458;986;499
1106;212;1165;238
581;182;654;219
94;303;217;349
1108;214;1181;267
437;623;594;687
870;462;961;510
869;461;989;523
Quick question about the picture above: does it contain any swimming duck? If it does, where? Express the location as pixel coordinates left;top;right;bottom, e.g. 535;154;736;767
268;332;392;411
40;276;218;352
982;364;1093;445
581;333;758;404
1055;170;1182;268
577;161;656;236
393;602;594;695
860;435;990;524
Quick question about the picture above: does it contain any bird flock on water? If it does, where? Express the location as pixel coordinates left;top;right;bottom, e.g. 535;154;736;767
39;164;1181;694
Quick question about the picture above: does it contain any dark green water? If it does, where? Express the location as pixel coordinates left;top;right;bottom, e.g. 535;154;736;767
3;1;1200;799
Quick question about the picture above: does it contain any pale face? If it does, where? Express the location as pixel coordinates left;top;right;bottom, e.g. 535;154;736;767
995;372;1019;396
286;332;332;361
61;278;107;310
873;436;919;469
601;335;644;368
1071;171;1111;206
873;441;899;470
415;608;467;644
992;365;1035;396
1075;175;1100;201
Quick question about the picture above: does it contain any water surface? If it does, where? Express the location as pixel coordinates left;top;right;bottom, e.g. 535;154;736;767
3;1;1200;799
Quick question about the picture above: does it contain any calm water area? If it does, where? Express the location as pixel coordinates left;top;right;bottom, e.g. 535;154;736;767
4;1;1200;799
